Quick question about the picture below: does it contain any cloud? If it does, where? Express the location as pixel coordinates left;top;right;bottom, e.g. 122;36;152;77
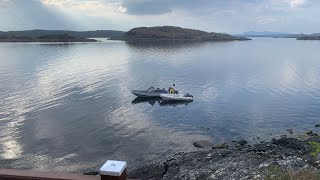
289;0;311;8
0;0;320;33
256;16;279;25
120;0;261;15
0;0;75;30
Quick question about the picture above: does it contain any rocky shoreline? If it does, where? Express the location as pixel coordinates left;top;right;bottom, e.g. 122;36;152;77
127;130;320;180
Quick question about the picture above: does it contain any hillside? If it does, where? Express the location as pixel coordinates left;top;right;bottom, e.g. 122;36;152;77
0;30;125;39
297;34;320;40
112;26;250;41
0;34;97;42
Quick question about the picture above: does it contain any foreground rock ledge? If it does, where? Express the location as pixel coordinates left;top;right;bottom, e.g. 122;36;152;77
128;137;320;180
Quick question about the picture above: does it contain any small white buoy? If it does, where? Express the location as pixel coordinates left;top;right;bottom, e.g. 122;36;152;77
99;160;127;177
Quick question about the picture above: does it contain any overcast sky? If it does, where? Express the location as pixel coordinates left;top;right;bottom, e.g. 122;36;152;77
0;0;319;33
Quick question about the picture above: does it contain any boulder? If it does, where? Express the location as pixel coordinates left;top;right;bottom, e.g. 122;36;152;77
193;140;214;148
238;139;248;146
280;135;287;139
212;143;229;149
286;129;293;134
306;130;313;135
272;138;305;150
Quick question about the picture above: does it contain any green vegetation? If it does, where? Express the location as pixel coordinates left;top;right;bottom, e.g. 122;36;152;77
309;141;320;157
266;165;320;180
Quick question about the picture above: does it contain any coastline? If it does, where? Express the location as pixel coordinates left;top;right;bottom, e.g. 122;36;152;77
0;39;98;43
127;131;320;179
110;37;251;42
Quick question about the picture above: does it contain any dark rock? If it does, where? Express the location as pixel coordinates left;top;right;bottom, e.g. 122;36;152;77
129;136;318;180
280;135;287;139
238;139;248;146
315;124;320;127
311;133;318;137
306;130;313;135
212;143;229;149
304;136;320;143
286;129;293;134
272;138;306;150
193;140;213;148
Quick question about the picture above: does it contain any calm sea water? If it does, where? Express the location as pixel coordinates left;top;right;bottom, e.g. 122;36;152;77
0;38;320;172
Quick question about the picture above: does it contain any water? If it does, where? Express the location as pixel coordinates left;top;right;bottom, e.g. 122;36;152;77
0;38;320;172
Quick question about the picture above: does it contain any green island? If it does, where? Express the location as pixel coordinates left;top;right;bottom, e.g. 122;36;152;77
0;30;124;42
0;34;97;42
111;26;251;41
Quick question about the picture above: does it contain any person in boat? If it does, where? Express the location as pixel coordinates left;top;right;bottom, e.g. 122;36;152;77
168;84;178;94
147;86;155;93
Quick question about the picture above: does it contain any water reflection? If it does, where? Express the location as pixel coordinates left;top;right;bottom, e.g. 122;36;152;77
131;97;162;106
159;100;193;107
125;40;205;49
131;96;193;107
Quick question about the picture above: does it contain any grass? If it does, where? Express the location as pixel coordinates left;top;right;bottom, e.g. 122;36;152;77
309;141;320;158
265;165;320;180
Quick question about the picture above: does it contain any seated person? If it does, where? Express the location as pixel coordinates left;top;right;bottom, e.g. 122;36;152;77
168;84;176;94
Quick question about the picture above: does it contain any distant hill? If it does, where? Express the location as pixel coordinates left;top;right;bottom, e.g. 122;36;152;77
112;26;250;41
0;34;97;42
297;33;320;40
236;31;304;38
0;30;125;39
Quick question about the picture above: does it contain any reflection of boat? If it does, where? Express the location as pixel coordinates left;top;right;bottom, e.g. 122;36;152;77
131;97;162;105
159;100;193;106
131;97;192;107
132;86;167;97
160;94;193;101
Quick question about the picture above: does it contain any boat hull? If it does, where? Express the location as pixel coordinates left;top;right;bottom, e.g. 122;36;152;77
160;94;193;101
131;90;165;97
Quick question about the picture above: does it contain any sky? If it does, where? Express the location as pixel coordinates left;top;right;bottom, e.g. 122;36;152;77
0;0;319;33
